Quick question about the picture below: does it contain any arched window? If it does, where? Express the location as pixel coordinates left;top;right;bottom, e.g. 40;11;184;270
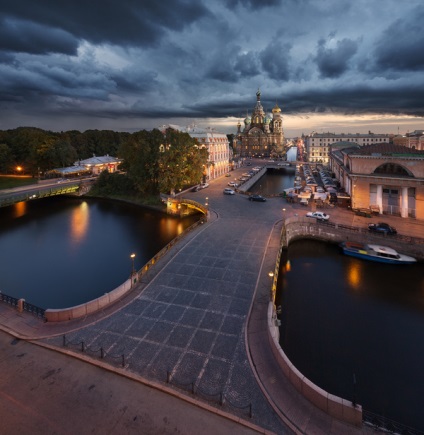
373;163;413;177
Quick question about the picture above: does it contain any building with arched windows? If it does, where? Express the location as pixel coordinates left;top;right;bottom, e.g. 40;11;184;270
233;89;284;158
158;124;230;181
329;143;424;220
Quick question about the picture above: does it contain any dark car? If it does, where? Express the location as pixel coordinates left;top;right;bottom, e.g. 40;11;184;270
368;222;397;235
248;194;266;202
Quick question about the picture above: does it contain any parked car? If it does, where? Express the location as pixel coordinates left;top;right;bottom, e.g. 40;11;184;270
306;211;330;221
368;222;397;235
248;194;266;202
223;188;235;195
228;181;238;187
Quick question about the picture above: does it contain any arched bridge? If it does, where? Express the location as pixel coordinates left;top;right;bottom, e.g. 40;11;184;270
0;179;95;208
163;196;208;218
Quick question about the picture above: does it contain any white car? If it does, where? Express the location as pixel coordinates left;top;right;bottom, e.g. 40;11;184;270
223;188;235;195
200;183;209;189
306;212;330;221
228;181;238;187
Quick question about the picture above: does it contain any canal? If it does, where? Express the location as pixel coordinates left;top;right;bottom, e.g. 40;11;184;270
0;197;200;309
249;167;295;195
277;239;424;431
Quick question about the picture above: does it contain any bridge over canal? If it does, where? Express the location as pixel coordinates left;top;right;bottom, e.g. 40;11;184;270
0;178;95;208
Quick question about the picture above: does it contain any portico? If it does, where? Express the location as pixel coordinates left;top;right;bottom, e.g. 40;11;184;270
330;143;424;220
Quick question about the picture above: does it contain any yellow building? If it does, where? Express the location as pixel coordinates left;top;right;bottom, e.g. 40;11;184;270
330;143;424;220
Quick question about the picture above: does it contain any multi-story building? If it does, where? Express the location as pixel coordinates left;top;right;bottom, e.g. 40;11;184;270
304;132;391;164
159;124;230;181
329;143;424;220
233;89;284;158
393;130;424;151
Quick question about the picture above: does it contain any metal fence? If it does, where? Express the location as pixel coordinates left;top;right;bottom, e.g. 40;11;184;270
363;410;424;435
0;291;45;319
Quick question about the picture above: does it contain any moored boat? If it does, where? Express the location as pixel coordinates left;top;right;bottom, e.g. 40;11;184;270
340;242;417;264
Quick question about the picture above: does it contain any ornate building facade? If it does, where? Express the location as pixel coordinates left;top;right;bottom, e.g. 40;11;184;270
233;89;284;158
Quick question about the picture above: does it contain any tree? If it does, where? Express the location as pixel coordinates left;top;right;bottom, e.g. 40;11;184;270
157;128;208;194
0;143;14;173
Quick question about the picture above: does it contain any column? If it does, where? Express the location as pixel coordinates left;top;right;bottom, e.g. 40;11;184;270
401;187;409;218
376;185;383;214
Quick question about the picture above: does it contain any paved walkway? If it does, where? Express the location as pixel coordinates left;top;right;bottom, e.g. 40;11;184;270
1;170;423;434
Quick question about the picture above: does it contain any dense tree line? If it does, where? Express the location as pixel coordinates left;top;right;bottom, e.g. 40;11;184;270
0;126;209;196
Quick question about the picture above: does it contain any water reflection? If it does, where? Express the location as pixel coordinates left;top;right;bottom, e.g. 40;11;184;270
346;261;363;291
13;201;27;218
69;201;89;247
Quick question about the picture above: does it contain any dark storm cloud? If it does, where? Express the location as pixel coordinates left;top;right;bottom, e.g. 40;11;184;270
372;5;424;72
1;0;211;50
259;41;291;81
0;16;78;55
0;0;423;132
223;0;282;10
315;37;359;78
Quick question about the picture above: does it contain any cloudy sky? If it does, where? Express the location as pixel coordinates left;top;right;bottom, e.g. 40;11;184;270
1;0;423;136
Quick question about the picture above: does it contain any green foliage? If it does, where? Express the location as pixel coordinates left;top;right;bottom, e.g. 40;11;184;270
157;128;209;194
0;126;211;197
0;144;14;173
89;171;136;196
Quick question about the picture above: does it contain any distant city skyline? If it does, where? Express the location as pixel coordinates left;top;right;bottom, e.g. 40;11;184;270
0;1;423;137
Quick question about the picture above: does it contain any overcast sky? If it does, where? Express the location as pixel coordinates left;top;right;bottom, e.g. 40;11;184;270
1;0;423;136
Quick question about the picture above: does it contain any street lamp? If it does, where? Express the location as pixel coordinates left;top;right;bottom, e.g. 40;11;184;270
268;271;275;302
130;253;136;276
205;197;208;208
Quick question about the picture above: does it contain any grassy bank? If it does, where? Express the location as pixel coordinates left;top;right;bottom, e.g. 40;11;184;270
0;176;36;189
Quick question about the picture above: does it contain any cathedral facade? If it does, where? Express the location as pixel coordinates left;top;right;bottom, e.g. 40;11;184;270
234;89;284;158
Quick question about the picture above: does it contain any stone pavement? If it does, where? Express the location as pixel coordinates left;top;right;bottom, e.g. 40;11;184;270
1;171;422;434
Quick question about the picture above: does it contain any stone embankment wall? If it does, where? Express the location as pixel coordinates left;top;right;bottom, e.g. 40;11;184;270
237;166;267;192
267;303;363;426
283;216;424;260
45;279;133;322
268;216;423;426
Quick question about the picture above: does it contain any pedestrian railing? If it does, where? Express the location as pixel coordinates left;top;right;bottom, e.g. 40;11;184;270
363;410;424;435
60;334;253;418
62;335;126;367
0;291;45;319
166;371;253;418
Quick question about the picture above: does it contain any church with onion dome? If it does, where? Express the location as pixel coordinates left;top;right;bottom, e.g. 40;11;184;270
233;89;285;158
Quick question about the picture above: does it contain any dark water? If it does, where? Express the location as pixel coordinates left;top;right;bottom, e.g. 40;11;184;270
249;169;295;194
278;239;424;430
0;197;199;309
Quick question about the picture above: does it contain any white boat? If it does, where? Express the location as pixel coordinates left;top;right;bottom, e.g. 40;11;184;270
340;242;417;264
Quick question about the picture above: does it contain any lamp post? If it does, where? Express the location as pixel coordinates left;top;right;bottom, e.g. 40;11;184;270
130;253;136;286
268;271;274;302
282;208;286;222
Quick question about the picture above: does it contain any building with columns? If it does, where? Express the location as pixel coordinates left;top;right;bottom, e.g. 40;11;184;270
304;132;391;164
233;89;284;158
393;130;424;151
329;143;424;220
159;124;230;181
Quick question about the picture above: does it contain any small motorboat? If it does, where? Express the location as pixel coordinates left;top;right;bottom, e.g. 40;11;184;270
340;242;417;264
